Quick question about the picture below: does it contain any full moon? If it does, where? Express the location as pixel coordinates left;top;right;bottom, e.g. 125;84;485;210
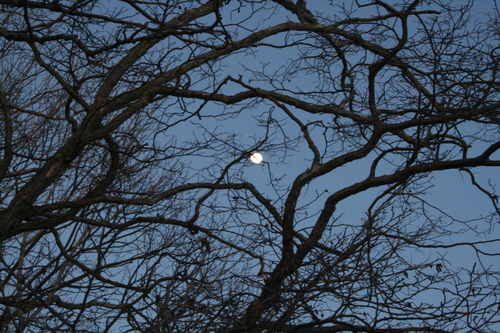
250;152;263;164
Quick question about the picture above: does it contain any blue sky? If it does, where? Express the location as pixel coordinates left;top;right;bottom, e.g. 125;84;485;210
2;0;499;331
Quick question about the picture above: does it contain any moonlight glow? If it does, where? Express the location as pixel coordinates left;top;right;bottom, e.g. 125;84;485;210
250;152;263;164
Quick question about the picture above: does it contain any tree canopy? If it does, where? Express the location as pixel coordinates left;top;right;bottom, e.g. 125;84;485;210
1;0;500;332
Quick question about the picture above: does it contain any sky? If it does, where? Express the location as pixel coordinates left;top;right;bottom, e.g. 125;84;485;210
2;0;499;331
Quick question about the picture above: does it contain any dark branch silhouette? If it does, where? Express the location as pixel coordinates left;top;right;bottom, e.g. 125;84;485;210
0;1;499;332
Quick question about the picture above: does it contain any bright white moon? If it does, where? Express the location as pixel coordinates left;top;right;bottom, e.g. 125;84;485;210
250;152;263;164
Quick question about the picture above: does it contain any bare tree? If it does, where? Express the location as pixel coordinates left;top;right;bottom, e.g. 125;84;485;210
1;0;499;332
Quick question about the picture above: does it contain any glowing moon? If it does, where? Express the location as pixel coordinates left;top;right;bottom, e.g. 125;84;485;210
250;152;263;164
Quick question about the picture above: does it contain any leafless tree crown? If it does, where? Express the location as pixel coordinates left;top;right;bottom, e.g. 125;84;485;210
1;0;499;332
